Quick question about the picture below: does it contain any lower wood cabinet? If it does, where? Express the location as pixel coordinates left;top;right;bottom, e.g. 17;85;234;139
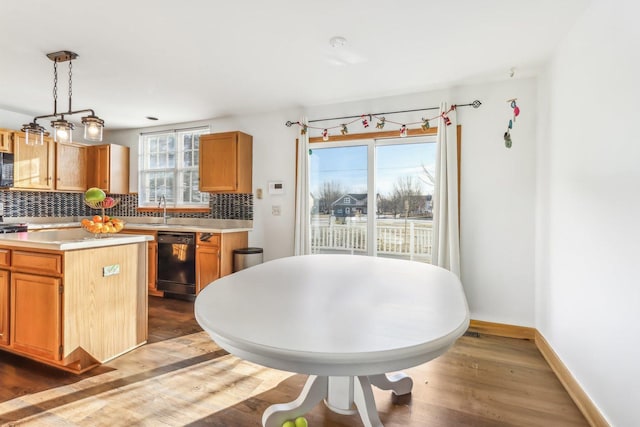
0;243;148;373
0;270;9;346
195;231;248;294
10;272;62;361
148;239;159;296
196;235;221;294
120;229;161;296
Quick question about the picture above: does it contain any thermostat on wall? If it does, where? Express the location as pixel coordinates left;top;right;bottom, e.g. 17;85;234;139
268;181;284;195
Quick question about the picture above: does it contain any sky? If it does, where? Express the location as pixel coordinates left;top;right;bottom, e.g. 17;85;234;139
309;141;437;197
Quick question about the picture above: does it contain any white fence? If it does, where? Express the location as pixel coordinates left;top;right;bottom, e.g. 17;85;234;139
310;220;433;262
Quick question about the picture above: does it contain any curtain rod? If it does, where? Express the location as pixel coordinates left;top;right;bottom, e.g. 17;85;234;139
285;100;482;127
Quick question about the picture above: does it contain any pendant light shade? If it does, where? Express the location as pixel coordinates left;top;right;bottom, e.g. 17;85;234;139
51;119;74;143
82;114;104;141
21;122;46;145
21;50;104;145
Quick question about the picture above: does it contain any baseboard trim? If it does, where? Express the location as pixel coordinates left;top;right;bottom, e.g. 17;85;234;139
534;331;609;427
468;319;609;427
468;319;536;340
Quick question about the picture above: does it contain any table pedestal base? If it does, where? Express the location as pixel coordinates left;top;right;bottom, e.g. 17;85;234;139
262;373;413;427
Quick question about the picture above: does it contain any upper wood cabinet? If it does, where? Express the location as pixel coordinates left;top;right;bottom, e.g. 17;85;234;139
0;129;13;153
55;142;87;192
199;131;252;193
87;143;130;194
13;132;55;190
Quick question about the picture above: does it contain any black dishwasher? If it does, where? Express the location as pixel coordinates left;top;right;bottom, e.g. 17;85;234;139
157;232;196;296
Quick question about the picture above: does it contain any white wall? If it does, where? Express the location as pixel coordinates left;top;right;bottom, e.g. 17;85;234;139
109;80;538;327
537;0;640;424
453;80;537;327
0;108;31;130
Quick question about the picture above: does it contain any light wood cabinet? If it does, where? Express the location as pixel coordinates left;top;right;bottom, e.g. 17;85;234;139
0;269;9;346
195;231;248;294
10;272;62;361
0;242;147;373
13;132;55;190
199;131;252;193
87;143;129;194
0;129;13;153
56;142;87;191
120;229;161;296
148;239;158;295
196;234;220;294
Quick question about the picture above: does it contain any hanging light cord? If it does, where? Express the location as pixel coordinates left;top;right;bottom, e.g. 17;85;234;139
67;59;73;113
52;59;58;116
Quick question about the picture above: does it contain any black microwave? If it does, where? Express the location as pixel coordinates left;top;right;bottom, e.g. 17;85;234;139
0;152;14;187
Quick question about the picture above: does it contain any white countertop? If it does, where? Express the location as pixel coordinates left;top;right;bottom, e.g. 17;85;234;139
0;228;153;251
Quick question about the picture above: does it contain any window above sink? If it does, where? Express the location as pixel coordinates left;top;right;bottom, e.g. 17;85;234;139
138;126;210;209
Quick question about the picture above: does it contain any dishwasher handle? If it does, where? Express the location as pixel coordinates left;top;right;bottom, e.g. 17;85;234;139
157;233;195;245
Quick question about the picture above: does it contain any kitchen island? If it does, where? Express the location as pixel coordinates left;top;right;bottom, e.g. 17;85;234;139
0;229;152;373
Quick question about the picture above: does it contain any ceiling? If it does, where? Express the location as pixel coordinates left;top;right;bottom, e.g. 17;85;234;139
0;0;590;131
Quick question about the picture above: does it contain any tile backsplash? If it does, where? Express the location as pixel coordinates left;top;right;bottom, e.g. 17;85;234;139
0;191;253;220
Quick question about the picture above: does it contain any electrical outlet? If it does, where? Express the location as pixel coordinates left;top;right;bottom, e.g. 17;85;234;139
103;264;120;277
272;205;281;216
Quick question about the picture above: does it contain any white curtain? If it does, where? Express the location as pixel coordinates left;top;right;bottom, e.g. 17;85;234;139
432;102;461;276
294;117;311;255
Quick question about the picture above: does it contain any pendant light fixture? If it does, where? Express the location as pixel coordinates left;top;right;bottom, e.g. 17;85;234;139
21;50;104;145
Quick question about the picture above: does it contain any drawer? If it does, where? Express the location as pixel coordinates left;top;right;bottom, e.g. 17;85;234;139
197;233;220;246
0;248;9;266
12;251;62;275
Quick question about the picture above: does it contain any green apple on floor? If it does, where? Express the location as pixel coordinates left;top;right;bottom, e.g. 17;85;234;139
281;416;308;427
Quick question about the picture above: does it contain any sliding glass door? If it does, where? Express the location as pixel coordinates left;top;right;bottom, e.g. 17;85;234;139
309;144;369;255
309;136;436;262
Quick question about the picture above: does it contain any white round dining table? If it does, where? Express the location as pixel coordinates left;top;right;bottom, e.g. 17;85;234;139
195;254;469;427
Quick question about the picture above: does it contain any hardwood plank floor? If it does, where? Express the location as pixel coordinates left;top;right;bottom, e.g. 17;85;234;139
0;296;588;426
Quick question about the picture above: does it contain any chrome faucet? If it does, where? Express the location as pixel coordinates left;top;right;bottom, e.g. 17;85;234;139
158;195;169;224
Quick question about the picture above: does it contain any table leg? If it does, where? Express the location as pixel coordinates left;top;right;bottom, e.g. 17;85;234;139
369;372;413;396
262;372;413;427
354;375;384;427
262;375;327;427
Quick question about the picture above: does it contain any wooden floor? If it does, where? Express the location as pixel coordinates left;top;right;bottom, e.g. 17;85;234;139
0;296;588;426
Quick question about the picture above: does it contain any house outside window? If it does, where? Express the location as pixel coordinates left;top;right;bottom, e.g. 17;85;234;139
138;127;210;208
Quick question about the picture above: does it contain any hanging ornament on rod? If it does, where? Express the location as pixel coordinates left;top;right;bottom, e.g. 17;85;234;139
504;98;521;148
285;100;481;141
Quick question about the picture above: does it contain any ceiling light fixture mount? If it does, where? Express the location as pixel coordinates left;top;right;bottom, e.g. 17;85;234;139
329;36;347;48
21;50;104;145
